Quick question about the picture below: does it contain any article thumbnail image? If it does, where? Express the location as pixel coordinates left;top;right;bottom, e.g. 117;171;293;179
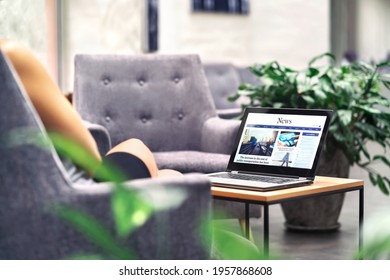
277;131;300;147
272;152;293;167
238;129;278;156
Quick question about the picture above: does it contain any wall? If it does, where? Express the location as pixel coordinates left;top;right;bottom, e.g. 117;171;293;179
63;0;330;91
62;0;145;91
0;0;47;61
356;0;390;62
159;0;330;68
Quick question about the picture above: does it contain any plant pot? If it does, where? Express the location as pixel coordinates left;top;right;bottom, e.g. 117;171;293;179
281;149;350;231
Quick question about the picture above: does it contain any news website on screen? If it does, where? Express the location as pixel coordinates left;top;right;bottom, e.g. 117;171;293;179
233;113;327;169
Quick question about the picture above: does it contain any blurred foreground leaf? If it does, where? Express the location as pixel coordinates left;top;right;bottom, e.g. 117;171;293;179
112;185;155;238
213;227;265;260
54;206;135;259
353;211;390;259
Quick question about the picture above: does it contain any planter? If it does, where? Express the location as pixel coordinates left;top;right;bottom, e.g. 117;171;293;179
281;149;350;231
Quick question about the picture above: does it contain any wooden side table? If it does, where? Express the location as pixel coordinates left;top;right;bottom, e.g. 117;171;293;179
212;176;364;258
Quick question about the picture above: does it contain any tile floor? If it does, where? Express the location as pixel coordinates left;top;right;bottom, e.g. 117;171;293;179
218;161;390;260
259;163;389;259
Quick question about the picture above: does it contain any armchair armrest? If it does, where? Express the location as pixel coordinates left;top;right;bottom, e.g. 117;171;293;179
61;173;212;259
83;120;112;156
216;108;243;119
200;117;241;154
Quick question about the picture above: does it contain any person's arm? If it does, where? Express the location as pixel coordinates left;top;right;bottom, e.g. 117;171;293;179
0;40;101;162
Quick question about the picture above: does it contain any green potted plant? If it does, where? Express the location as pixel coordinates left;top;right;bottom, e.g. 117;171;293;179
230;53;390;230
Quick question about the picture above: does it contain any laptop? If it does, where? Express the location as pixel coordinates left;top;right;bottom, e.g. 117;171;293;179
208;107;333;191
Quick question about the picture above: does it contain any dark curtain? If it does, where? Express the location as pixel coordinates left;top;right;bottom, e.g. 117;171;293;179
192;0;249;14
147;0;158;51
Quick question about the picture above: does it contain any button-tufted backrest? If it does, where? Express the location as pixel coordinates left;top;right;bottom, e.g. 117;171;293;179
74;54;217;152
203;63;242;110
237;66;260;86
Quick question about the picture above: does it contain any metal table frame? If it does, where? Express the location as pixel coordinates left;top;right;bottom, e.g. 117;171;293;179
213;184;364;259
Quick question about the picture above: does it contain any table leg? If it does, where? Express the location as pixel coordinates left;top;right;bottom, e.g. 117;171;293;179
359;188;364;259
263;204;269;258
245;203;250;239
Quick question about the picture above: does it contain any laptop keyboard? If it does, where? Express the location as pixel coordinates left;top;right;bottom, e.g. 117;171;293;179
210;173;300;184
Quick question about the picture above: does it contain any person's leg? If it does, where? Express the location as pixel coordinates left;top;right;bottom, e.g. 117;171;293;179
0;40;101;163
107;138;182;178
157;169;183;177
107;138;158;177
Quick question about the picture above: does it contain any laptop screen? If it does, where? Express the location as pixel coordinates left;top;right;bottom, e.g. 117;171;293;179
227;108;333;178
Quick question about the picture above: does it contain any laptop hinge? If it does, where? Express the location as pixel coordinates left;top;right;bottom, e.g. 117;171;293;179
231;170;301;179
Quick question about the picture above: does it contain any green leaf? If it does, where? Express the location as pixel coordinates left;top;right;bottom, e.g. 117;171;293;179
341;65;351;74
314;89;327;100
6;130;119;181
354;237;390;260
308;53;336;67
301;95;315;105
373;155;390;167
384;177;390;190
335;80;355;95
238;83;250;90
284;67;295;73
48;133;126;182
359;161;371;168
377;175;389;195
332;131;345;143
319;74;335;93
377;61;390;68
338;110;352;126
54;206;135;259
351;61;375;75
354;122;377;140
328;127;337;135
362;97;390;107
65;254;104;260
228;93;240;102
249;64;263;77
306;67;320;78
48;133;100;172
213;228;265;260
383;81;390;90
356;137;370;160
5;127;50;149
237;89;256;96
112;185;154;238
369;172;377;186
273;102;284;108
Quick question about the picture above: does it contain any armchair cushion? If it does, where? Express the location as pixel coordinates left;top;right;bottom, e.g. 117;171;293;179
153;151;230;174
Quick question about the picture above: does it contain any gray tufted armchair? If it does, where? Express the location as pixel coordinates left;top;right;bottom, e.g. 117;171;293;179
203;63;243;119
74;54;240;174
0;51;212;259
73;54;261;220
203;63;261;119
